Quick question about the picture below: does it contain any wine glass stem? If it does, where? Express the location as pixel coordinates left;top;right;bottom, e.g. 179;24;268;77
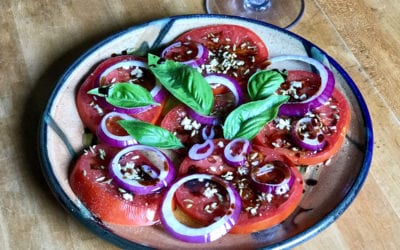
244;0;272;11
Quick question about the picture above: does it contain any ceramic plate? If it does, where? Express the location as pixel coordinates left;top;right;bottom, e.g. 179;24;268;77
39;14;373;249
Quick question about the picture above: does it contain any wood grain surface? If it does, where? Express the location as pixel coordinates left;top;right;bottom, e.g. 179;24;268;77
1;0;399;249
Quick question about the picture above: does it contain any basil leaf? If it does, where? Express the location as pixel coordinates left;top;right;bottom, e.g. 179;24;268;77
88;82;156;108
223;95;289;140
118;119;183;149
247;70;285;100
148;54;214;115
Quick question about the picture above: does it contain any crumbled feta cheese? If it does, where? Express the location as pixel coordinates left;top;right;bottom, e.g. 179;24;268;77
276;118;291;130
291;80;303;88
203;185;218;198
237;166;249;176
130;67;143;78
98;148;106;160
257;192;274;203
221;171;234;181
122;192;133;201
95;176;106;182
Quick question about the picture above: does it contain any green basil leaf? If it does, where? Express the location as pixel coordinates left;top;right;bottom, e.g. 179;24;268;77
88;82;156;108
118;119;183;149
148;54;214;115
223;95;289;140
247;70;285;100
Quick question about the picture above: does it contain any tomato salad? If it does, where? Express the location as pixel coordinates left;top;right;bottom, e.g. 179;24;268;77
71;24;350;243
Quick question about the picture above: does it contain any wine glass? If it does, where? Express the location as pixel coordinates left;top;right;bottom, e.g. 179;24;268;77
205;0;305;30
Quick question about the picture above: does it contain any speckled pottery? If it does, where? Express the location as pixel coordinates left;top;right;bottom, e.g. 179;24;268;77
39;14;373;249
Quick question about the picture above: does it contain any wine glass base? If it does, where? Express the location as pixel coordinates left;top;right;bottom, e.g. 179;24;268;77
206;0;305;30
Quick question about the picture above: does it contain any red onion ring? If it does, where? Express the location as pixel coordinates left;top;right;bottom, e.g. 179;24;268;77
201;126;215;140
188;139;215;160
186;107;220;126
161;41;209;68
291;116;326;151
268;55;335;116
250;161;295;195
109;145;175;195
97;112;137;148
96;59;168;114
223;138;251;167
204;73;244;106
160;174;241;243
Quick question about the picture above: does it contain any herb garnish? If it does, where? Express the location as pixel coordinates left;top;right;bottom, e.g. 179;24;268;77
88;82;157;108
118;119;183;149
247;70;286;101
223;94;289;140
148;54;214;115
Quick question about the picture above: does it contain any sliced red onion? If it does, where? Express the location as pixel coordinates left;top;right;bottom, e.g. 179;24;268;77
204;74;244;106
201;126;215;140
160;174;241;243
161;41;209;68
268;55;335;116
152;81;168;103
223;138;251;167
97;112;137;148
250;161;295;195
291;116;326;151
109;145;175;195
186;107;220;126
188;139;214;160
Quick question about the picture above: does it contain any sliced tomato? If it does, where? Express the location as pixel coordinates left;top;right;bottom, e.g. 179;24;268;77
254;87;351;165
160;104;224;151
279;70;321;102
174;177;232;225
162;41;205;64
104;114;129;136
174;24;269;92
176;139;237;224
160;104;203;149
76;55;165;133
177;139;303;234
178;139;235;176
69;144;164;226
230;145;303;234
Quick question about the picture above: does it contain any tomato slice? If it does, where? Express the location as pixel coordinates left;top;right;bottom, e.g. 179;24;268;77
69;144;164;226
176;139;237;225
177;139;303;234
230;145;303;234
160;104;225;151
105;115;129;136
174;177;232;225
178;139;235;176
162;41;205;64
279;70;321;102
254;87;351;165
76;55;164;133
174;24;269;91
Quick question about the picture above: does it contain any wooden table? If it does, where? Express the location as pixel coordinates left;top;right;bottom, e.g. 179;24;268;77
1;0;399;249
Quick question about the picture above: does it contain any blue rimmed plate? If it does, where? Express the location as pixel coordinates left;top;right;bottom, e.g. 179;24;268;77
39;14;373;249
